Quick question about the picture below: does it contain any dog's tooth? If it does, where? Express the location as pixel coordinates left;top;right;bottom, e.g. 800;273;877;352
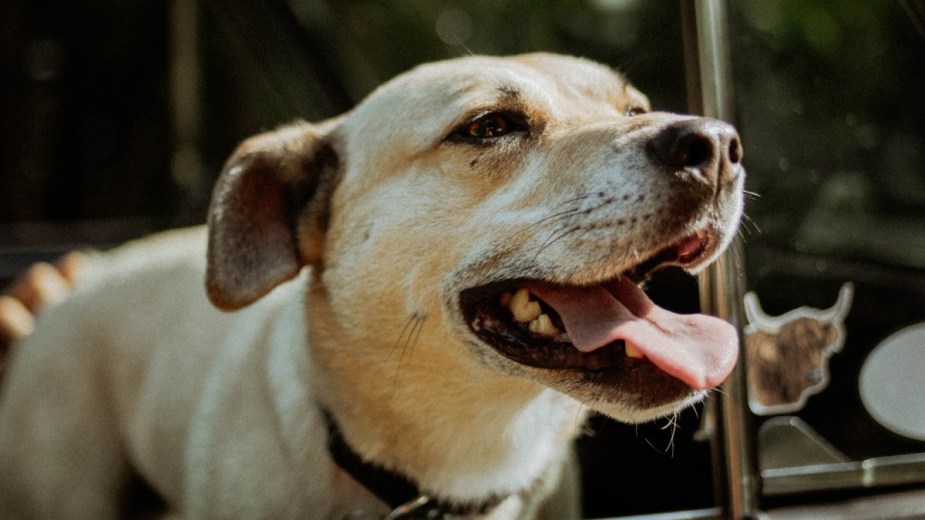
510;288;541;323
625;340;645;359
509;288;529;319
528;314;561;336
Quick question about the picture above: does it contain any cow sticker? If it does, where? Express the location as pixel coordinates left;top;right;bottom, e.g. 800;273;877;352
743;283;854;416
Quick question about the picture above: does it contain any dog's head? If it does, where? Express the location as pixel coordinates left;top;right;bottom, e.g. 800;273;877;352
205;53;744;424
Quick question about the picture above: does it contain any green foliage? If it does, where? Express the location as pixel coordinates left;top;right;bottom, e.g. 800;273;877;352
729;1;925;266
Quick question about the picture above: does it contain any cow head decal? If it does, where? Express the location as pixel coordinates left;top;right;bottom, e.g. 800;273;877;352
744;283;853;415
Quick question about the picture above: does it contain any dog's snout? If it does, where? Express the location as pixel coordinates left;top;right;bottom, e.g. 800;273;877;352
647;119;742;185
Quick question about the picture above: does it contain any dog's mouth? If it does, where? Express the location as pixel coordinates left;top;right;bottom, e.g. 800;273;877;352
460;230;738;391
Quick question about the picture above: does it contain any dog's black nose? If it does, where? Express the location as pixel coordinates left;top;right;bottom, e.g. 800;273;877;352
647;118;742;185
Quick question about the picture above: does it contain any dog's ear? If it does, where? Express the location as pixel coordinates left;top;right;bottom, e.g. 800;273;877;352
206;121;340;311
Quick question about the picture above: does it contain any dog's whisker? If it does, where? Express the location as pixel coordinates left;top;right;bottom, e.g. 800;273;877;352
388;313;428;399
659;413;679;432
387;313;421;366
740;213;761;236
399;314;428;367
643;437;661;454
535;195;613;228
550;193;594;212
404;314;427;362
663;413;679;457
533;206;584;227
533;223;582;262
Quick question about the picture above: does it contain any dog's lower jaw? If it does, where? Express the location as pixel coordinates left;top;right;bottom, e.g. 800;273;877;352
459;313;710;425
590;390;708;424
489;359;707;425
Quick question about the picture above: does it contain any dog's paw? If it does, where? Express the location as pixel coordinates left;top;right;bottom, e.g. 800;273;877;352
0;252;86;364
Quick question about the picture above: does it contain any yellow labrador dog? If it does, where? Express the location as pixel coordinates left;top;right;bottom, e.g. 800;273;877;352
0;53;743;519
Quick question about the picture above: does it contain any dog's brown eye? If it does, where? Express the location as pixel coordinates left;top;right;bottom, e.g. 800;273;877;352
626;106;647;117
453;112;528;142
466;114;510;138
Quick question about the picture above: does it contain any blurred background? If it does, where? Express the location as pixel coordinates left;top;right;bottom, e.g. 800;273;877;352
1;0;924;517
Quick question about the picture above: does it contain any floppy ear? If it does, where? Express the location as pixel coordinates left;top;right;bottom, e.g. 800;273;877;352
206;121;340;311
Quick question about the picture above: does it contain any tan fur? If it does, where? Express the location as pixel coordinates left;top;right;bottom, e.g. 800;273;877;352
0;54;744;519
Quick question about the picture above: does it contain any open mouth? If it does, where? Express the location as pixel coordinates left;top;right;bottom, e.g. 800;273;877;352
459;230;738;391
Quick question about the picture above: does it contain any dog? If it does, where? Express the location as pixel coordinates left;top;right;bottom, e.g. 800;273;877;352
0;53;744;519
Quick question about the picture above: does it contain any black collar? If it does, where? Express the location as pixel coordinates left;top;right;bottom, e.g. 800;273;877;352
322;409;503;518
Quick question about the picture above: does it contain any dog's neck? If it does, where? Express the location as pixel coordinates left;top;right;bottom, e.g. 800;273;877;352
322;408;505;517
316;356;584;503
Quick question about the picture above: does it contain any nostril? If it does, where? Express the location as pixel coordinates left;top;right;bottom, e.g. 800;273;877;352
728;137;743;165
647;121;720;170
676;134;714;168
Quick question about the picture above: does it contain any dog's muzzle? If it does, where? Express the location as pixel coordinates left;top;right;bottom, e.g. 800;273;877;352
458;116;743;407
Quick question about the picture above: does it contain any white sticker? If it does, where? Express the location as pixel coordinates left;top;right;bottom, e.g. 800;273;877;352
860;323;925;442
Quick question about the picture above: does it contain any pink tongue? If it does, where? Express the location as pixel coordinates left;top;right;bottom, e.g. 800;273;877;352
529;278;738;389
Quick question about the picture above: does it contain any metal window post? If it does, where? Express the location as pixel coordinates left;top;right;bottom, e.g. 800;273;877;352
681;1;760;518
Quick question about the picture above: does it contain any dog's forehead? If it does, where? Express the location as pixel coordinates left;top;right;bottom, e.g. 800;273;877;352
351;54;645;130
508;53;641;105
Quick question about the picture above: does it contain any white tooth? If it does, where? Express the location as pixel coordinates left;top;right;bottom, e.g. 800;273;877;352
508;288;524;312
625;340;645;359
510;288;541;323
528;314;561;336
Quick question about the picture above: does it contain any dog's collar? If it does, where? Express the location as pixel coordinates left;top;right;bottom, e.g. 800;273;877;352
322;409;503;519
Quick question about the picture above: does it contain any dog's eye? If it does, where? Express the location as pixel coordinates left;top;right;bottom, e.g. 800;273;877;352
453;112;528;141
626;106;647;117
